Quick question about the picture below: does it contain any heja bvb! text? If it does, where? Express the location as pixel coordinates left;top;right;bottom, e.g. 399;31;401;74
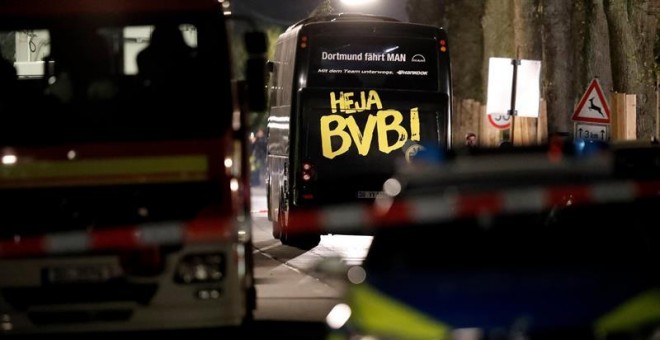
321;90;420;159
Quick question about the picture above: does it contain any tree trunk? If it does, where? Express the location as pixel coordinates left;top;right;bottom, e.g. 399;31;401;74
633;0;660;140
583;0;613;96
649;1;660;140
542;1;574;134
405;0;444;27
0;33;14;62
605;0;658;139
482;0;515;91
604;0;648;136
445;1;485;101
481;0;515;143
605;0;644;93
569;0;614;139
513;0;542;59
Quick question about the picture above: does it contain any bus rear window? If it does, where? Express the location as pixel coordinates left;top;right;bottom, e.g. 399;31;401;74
307;35;439;91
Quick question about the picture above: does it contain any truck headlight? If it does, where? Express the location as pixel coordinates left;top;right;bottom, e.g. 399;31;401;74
174;253;225;284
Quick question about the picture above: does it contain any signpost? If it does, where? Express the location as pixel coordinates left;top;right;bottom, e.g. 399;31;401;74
572;78;611;141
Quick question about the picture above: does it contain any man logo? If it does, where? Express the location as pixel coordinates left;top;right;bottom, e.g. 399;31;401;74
411;54;426;63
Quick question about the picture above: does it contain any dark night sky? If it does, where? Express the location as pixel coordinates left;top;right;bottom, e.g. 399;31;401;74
233;0;409;28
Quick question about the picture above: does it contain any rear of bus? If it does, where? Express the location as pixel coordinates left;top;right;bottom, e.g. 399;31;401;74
0;0;254;334
294;16;451;206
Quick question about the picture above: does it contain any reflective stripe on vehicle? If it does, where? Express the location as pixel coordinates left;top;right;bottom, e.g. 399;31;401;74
348;283;450;339
0;217;232;258
0;155;208;188
596;289;660;336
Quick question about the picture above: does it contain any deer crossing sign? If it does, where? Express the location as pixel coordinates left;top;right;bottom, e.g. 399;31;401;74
571;78;611;124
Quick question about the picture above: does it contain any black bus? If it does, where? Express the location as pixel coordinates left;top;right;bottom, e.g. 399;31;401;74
266;13;452;247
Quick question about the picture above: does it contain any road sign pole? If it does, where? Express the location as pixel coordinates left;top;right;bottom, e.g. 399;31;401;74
508;55;521;144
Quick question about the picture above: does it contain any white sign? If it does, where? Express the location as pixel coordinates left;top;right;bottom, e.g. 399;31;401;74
572;78;611;124
574;123;609;141
486;57;542;118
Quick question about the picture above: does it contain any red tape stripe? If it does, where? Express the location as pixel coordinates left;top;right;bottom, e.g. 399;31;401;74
0;236;46;258
91;227;140;250
457;192;503;218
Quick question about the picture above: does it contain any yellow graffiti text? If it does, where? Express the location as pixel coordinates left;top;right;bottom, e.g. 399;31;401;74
320;108;420;159
330;90;383;114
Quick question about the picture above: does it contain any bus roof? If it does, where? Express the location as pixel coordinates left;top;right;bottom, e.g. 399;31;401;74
287;12;399;32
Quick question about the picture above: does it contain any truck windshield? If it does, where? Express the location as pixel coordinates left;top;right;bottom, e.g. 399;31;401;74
0;20;232;145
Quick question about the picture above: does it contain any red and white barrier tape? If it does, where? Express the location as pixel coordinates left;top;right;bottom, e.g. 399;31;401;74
2;180;659;257
0;217;233;258
286;180;660;235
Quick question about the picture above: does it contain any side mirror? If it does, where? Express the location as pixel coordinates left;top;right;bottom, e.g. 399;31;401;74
244;31;267;112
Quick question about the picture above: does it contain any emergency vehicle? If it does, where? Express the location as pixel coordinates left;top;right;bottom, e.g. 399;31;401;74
320;141;660;339
0;0;265;334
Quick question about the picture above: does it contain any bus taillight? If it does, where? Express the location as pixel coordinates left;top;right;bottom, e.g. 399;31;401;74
300;35;308;49
302;162;313;181
439;39;447;53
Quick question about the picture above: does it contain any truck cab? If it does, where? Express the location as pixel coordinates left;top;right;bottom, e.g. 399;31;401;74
0;0;265;334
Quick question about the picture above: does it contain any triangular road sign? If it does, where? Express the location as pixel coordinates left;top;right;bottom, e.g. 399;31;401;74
571;78;611;124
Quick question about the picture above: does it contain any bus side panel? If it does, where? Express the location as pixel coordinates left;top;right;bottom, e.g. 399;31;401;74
266;28;298;222
288;27;312;208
